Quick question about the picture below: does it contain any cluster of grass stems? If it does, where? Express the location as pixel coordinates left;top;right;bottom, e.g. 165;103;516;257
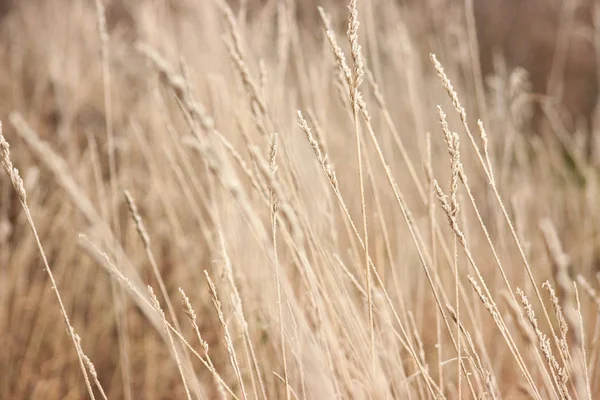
2;0;600;399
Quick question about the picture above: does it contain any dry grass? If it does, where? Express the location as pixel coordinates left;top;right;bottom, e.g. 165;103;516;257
1;0;600;399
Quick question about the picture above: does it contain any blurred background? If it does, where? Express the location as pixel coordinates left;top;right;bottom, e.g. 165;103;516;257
1;0;599;399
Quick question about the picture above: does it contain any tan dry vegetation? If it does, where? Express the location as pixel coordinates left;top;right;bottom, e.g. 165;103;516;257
1;0;600;399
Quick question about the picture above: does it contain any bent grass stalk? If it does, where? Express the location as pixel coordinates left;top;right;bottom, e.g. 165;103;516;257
0;126;97;399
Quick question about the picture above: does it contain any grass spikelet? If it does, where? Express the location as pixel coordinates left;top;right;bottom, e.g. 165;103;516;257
1;124;97;399
148;286;192;400
179;288;229;400
205;271;248;400
518;288;570;399
267;131;291;400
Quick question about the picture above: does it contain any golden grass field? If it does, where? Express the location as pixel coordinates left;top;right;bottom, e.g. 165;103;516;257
2;0;600;398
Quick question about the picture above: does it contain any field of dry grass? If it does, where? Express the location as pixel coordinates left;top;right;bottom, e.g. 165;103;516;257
2;0;600;398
